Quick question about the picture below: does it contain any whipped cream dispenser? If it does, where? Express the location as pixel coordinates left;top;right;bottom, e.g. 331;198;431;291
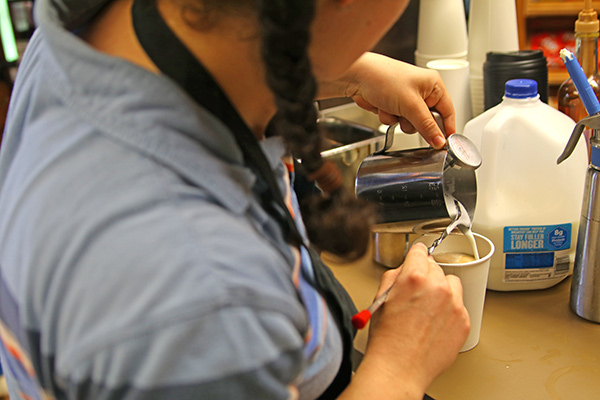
560;49;600;323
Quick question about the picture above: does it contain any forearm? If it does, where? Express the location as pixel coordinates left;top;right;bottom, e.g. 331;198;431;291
316;52;382;100
316;51;454;148
337;351;426;400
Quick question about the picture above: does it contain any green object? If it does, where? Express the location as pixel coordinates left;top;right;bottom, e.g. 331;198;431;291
0;0;18;63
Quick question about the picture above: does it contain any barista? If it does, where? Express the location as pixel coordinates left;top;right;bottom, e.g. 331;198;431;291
0;0;469;399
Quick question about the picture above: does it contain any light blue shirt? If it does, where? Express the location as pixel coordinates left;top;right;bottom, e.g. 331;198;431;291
0;1;343;399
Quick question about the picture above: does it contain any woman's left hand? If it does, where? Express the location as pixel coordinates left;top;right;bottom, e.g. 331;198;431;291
319;52;456;149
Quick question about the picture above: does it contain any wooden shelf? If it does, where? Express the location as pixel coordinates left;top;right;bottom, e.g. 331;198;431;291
524;1;600;17
548;68;570;85
517;0;600;90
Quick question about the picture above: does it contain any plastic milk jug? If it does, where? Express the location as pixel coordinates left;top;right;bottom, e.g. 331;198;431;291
463;79;588;291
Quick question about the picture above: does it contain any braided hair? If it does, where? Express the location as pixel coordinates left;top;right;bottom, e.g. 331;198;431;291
181;0;375;260
257;0;374;261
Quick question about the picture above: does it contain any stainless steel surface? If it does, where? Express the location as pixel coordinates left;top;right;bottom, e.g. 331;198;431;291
558;115;600;323
320;102;382;130
355;110;479;233
371;218;457;268
570;164;600;323
371;231;414;268
355;147;477;230
318;116;385;192
557;113;600;164
377;110;445;155
380;123;397;154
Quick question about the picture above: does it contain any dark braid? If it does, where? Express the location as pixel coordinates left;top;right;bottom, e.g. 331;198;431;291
257;1;320;171
257;0;374;261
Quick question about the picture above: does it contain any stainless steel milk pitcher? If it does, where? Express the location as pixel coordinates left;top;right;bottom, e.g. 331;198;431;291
355;112;481;233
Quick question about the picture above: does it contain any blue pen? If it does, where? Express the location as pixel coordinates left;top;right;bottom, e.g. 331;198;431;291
558;48;600;167
560;48;600;116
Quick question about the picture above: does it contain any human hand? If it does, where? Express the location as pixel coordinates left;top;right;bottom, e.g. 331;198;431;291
351;242;470;398
323;52;456;150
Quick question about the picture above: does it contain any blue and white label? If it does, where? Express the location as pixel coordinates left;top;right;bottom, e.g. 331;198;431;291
502;224;572;282
504;224;571;253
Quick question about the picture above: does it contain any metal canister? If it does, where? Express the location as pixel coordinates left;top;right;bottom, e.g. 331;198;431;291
557;114;600;323
570;161;600;322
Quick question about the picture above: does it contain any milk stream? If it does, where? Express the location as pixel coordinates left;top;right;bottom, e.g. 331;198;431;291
433;203;480;262
430;225;479;265
464;228;480;260
452;195;479;261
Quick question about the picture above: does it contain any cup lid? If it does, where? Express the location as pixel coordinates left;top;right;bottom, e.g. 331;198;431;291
485;50;545;63
504;79;538;99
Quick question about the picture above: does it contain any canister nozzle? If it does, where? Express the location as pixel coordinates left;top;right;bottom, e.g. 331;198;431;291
558;113;600;164
558;48;600;164
556;114;600;164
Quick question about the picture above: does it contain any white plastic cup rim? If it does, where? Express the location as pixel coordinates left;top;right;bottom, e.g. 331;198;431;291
435;234;494;267
415;50;468;59
426;59;470;71
415;232;494;266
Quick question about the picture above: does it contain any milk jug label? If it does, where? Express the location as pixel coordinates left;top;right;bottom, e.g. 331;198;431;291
502;224;572;282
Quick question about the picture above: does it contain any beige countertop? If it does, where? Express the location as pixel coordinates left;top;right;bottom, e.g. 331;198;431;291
324;249;600;400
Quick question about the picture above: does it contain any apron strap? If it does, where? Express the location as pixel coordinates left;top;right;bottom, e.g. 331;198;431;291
131;0;304;248
131;2;357;397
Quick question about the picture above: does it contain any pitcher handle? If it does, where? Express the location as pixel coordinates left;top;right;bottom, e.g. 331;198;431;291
376;110;445;155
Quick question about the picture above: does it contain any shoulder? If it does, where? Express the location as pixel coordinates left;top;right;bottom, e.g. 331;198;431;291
40;165;309;398
55;296;307;399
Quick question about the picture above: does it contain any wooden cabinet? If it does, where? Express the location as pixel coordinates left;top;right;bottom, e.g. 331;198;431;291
516;0;600;85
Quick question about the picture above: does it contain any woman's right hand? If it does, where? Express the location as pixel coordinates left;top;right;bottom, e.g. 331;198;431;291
342;242;470;399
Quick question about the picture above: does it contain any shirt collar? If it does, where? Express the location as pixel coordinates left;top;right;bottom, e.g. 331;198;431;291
33;0;291;215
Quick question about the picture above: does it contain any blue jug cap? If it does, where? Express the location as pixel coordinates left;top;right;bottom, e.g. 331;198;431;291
504;79;538;99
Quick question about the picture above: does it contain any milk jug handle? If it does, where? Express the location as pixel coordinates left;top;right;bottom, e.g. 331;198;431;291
378;110;445;154
557;113;600;164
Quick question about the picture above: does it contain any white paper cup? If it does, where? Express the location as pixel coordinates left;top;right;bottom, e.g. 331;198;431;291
426;59;473;134
467;0;519;71
414;232;494;352
469;74;485;118
414;50;467;69
416;0;468;65
467;0;519;108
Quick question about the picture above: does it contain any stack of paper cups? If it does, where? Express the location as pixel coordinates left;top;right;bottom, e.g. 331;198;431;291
426;59;473;134
467;0;519;116
415;0;468;68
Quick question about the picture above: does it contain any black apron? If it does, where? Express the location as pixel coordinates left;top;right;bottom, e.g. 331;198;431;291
131;1;358;398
